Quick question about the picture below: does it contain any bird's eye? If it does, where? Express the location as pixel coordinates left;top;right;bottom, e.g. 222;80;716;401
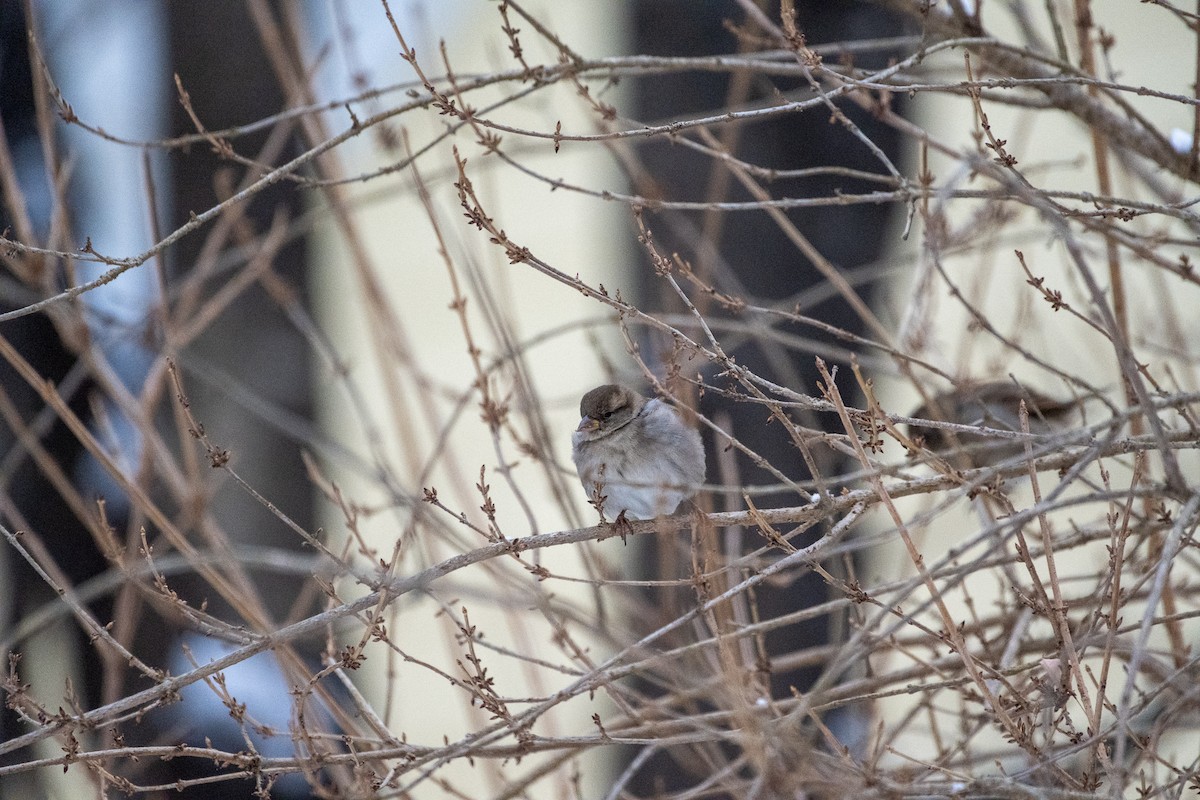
601;411;613;420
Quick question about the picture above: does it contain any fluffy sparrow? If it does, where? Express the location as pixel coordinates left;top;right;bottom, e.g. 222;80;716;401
907;381;1081;466
571;384;706;521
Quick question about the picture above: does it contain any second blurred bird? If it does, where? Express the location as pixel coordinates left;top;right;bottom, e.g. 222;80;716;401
907;381;1082;467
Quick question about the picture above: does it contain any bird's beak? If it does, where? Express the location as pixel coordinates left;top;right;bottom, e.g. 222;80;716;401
576;416;599;433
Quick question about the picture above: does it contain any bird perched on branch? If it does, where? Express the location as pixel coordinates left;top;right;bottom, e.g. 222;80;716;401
907;381;1082;466
571;384;705;521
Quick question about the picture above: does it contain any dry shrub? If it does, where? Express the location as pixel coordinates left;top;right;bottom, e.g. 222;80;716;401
1;2;1198;798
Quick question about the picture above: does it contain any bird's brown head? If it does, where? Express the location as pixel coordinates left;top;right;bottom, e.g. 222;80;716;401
577;384;644;435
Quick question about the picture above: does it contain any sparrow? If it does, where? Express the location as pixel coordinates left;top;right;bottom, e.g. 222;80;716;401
571;384;706;521
907;381;1081;466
